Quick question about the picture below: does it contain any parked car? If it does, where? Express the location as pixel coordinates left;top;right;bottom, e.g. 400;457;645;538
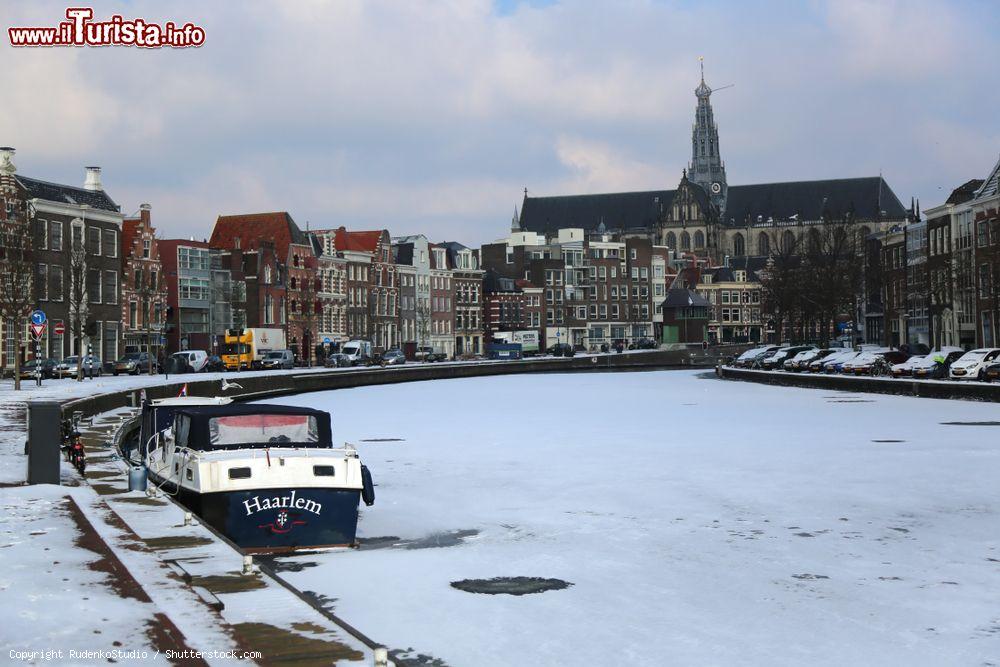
549;343;575;358
891;355;925;378
850;350;909;376
783;348;834;372
821;350;863;374
326;352;352;368
55;355;103;378
204;355;226;372
910;347;964;379
632;338;659;350
732;345;780;368
381;349;406;366
168;350;209;373
261;349;295;370
425;351;448;362
984;361;1000;382
19;358;57;379
949;348;1000;380
760;346;813;371
113;351;155;376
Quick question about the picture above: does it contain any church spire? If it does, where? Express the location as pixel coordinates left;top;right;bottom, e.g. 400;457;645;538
689;57;727;215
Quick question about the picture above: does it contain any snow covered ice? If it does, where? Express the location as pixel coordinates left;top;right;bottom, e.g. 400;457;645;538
264;370;1000;666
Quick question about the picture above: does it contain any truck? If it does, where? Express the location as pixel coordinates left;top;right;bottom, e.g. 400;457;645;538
340;340;373;366
222;328;287;370
492;330;540;356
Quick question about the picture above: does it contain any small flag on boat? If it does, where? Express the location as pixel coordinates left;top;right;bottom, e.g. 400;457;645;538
177;383;188;397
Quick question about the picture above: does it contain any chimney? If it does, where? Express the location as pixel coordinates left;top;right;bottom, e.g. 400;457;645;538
139;202;151;224
84;166;102;191
0;147;15;175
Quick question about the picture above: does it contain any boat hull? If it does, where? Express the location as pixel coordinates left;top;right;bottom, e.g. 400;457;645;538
150;473;361;552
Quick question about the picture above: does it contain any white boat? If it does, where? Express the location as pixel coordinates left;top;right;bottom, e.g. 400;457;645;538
143;402;375;553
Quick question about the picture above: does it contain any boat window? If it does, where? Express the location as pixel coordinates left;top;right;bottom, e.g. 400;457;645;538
185;469;193;481
209;414;319;446
175;415;191;448
313;465;335;477
228;467;252;479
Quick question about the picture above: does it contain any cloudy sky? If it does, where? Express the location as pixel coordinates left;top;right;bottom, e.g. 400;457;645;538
3;0;999;245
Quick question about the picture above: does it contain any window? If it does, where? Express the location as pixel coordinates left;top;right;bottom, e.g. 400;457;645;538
142;239;150;258
103;271;117;305
228;467;252;479
612;304;619;319
49;266;63;301
630;248;637;260
640;267;648;280
87;227;101;255
36;219;48;249
178;246;210;270
129;301;138;328
179;278;210;300
36;264;48;300
313;465;335;477
103;321;118;362
103;229;117;257
88;269;102;303
49;220;62;251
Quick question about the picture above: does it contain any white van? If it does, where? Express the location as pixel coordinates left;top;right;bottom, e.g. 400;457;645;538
171;350;209;373
341;340;372;366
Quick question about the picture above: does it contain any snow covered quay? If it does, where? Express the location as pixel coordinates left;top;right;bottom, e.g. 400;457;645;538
265;370;1000;666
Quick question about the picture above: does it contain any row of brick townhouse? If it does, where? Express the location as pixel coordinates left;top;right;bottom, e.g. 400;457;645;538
862;156;1000;350
479;227;677;351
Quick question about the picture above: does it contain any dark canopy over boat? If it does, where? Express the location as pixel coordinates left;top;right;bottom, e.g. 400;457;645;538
172;404;333;451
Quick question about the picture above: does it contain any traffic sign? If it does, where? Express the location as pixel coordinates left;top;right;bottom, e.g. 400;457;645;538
323;337;331;344
30;310;46;326
30;323;46;339
53;322;65;335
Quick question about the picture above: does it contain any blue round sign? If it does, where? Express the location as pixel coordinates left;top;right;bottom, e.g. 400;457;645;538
30;310;46;326
323;337;331;344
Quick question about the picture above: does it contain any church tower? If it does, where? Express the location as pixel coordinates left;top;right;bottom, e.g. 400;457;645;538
688;59;727;215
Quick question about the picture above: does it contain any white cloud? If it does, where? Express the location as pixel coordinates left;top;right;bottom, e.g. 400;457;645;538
0;0;997;247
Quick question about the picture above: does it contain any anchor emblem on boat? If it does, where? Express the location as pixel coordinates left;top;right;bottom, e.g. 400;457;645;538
258;510;307;534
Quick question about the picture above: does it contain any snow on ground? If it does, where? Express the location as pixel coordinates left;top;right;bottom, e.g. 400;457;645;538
265;370;1000;666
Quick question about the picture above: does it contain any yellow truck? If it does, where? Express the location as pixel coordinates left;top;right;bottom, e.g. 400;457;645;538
222;328;286;371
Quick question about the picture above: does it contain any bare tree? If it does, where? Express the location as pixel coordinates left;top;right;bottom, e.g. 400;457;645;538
67;224;90;382
415;297;432;350
0;198;34;390
759;236;801;343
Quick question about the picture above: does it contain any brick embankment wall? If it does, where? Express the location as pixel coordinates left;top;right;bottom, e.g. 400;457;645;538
62;348;735;420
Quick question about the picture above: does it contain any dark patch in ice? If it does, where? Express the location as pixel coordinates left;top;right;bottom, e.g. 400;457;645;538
940;581;959;585
871;439;906;443
940;421;1000;426
827;399;874;403
403;529;479;550
450;576;573;596
258;557;318;573
838;517;849;521
360;438;405;442
794;532;814;538
389;648;451;667
357;536;402;550
889;527;910;533
878;576;902;581
792;574;829;580
358;529;479;551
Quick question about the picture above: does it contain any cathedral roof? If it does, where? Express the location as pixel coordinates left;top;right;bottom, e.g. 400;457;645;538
518;176;907;233
722;176;907;225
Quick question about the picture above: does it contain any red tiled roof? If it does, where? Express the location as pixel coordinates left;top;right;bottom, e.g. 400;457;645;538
325;227;383;254
210;212;307;260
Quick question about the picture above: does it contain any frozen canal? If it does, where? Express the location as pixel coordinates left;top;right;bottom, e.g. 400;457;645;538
264;370;1000;666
